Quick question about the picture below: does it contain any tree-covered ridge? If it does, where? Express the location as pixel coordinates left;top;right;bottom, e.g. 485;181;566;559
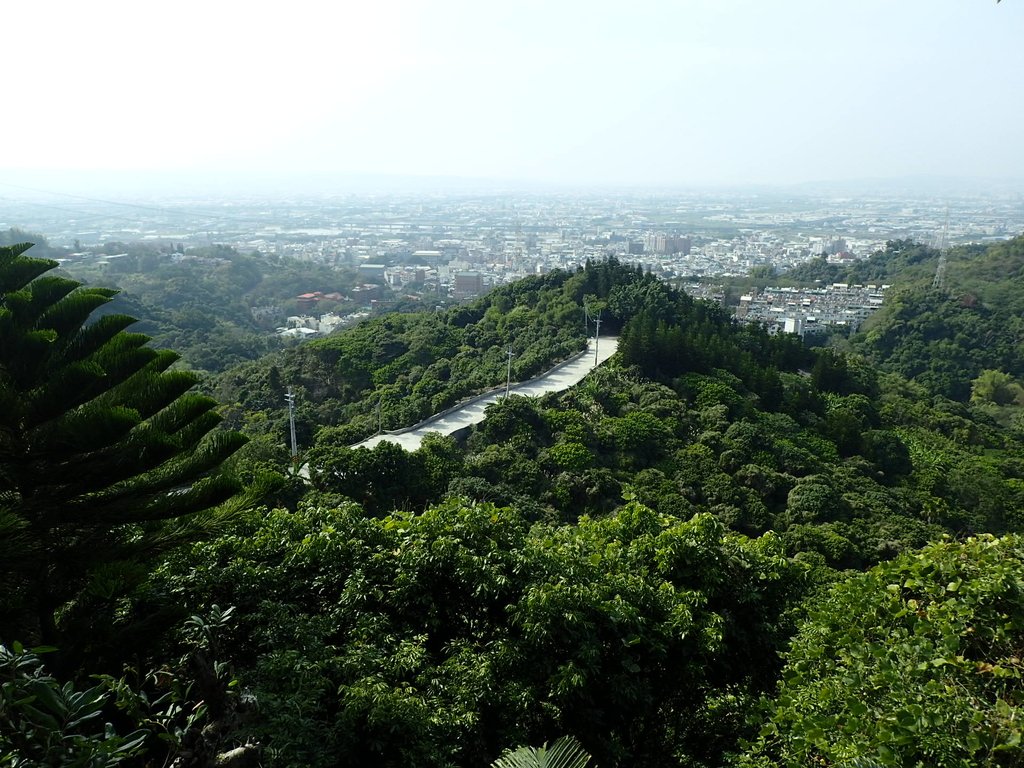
782;238;944;287
855;287;1024;400
59;244;368;373
781;235;1024;402
309;264;1024;571
213;260;654;448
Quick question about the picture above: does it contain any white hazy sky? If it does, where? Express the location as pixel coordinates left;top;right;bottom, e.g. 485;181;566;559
3;0;1023;188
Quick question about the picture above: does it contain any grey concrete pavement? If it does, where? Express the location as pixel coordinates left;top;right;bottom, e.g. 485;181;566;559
353;336;618;452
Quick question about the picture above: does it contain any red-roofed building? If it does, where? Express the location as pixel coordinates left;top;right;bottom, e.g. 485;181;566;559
297;292;323;312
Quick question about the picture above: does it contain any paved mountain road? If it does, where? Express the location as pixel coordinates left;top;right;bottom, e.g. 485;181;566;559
352;336;618;452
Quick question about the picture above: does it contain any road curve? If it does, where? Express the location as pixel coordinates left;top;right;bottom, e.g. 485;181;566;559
353;336;618;452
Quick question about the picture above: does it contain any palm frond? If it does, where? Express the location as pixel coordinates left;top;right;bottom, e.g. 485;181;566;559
492;736;594;768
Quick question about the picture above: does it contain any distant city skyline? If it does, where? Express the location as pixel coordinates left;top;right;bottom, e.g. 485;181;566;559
3;0;1023;190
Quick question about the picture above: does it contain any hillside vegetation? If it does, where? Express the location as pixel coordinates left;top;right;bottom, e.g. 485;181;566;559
60;244;368;373
211;261;658;448
786;236;1024;403
5;243;1024;768
307;261;1024;564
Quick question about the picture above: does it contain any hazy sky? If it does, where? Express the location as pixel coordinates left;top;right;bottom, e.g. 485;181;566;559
4;0;1023;188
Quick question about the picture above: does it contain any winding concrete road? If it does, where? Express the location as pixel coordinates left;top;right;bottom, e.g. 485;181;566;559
353;336;618;452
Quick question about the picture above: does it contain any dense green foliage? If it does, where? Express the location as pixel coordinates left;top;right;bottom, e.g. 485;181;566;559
0;604;243;768
310;264;1024;574
0;242;260;670
151;499;809;768
0;643;148;766
747;534;1024;766
857;284;1024;401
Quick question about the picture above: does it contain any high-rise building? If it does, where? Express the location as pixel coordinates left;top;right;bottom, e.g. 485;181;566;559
645;234;691;255
454;271;484;299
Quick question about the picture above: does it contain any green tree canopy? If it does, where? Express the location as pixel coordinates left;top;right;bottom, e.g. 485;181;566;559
971;368;1024;406
152;499;810;767
747;534;1024;767
0;243;261;666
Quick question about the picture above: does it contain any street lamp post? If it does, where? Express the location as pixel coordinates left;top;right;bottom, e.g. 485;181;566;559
285;388;298;470
505;344;514;399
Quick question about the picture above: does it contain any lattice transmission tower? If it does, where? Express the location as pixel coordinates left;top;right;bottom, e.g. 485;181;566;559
932;209;950;292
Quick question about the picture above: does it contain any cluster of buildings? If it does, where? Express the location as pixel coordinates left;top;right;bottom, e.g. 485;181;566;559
277;310;370;339
187;194;939;299
26;189;1024;343
207;199;974;341
736;284;888;337
258;229;860;300
357;260;486;299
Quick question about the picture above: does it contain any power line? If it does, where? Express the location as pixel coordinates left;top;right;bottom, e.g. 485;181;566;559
0;180;277;228
0;196;167;226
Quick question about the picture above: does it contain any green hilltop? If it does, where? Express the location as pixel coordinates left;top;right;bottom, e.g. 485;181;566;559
848;236;1024;401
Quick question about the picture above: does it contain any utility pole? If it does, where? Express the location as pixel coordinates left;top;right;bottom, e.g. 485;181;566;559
285;388;298;469
593;311;601;366
505;344;514;399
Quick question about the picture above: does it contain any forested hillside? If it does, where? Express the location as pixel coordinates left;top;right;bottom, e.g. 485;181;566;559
4;243;1024;768
783;237;945;287
307;263;1024;567
60;244;366;373
852;237;1024;400
211;260;652;448
785;236;1024;403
